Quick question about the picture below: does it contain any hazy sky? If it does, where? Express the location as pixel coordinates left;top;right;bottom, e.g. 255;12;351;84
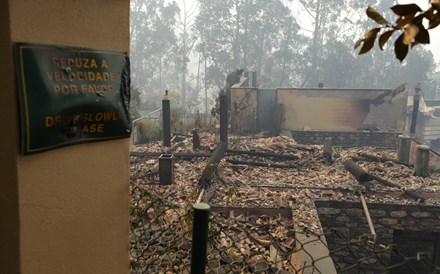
176;0;440;63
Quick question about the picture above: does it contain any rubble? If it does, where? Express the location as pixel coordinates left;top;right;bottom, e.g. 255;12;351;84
130;133;440;272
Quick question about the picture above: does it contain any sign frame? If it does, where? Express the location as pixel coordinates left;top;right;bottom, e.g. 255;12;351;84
15;42;132;155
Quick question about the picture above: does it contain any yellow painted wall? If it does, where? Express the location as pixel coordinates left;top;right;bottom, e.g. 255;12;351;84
1;0;130;273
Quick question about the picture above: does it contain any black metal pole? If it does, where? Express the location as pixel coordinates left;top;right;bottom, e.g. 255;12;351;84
219;94;228;143
192;128;200;150
251;71;257;88
190;203;210;274
410;91;421;135
162;93;171;147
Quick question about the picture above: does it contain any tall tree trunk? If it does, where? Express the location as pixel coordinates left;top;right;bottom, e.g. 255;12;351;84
302;0;321;87
196;53;201;98
233;0;241;69
204;57;208;114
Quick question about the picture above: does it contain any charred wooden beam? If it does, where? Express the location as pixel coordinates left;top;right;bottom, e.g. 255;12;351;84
226;159;298;169
210;206;292;218
369;174;425;202
131;151;212;160
357;152;411;168
132;149;302;164
198;141;228;187
343;160;371;182
192;128;201;150
344;159;425;203
202;185;217;203
226;149;300;160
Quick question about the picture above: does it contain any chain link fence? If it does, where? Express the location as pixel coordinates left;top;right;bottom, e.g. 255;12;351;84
130;179;439;274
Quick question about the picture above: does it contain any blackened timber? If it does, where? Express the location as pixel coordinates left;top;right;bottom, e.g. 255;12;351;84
343;160;371;182
344;159;425;202
130;152;212;162
357;152;412;168
202;185;217;203
132;149;301;161
193;128;201;150
130;151;163;157
226;159;298;169
198;141;228;187
211;206;292;218
220;94;228;142
226;149;300;160
369;174;425;202
164;139;190;153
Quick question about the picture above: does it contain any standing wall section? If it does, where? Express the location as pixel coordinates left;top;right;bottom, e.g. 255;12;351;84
1;1;130;273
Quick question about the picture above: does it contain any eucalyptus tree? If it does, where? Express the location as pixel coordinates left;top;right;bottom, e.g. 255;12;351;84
130;0;179;94
288;0;437;93
291;0;396;87
175;0;198;110
194;0;305;90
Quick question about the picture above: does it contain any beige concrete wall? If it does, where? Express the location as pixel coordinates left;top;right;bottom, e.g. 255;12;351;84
2;0;130;273
277;88;407;131
409;139;440;173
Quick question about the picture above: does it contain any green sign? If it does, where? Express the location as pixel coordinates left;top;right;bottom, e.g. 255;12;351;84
15;42;131;155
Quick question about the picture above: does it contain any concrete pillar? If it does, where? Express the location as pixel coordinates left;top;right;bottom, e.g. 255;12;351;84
1;0;130;273
397;135;412;164
414;145;430;177
323;137;333;160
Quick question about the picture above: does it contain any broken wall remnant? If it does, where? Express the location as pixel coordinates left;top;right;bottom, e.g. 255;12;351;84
315;200;440;273
408;138;440;173
277;87;407;131
230;87;257;134
291;130;400;148
407;94;440;150
230;85;407;134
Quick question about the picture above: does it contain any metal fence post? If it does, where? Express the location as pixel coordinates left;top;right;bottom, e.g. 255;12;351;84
190;203;210;274
162;90;171;147
193;128;200;150
220;94;228;143
410;86;421;135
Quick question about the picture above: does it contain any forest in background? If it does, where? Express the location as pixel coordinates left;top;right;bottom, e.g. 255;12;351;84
130;0;440;116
